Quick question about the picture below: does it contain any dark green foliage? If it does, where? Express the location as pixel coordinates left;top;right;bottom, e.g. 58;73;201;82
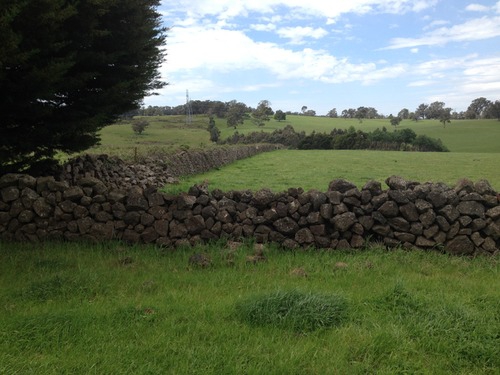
207;116;220;142
251;100;273;126
413;135;449;152
390;116;402;127
226;101;248;128
132;119;150;135
274;109;286;122
235;290;348;332
222;125;447;152
0;0;166;173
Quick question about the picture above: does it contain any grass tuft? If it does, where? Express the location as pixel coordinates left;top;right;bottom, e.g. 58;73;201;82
234;289;348;332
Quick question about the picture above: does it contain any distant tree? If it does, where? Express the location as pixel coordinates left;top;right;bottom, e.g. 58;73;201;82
210;101;227;118
132;119;150;135
439;108;452;128
465;97;491;119
207;116;220;142
252;100;273;126
398;108;410;119
486;100;500;120
0;0;166;173
274;110;286;122
303;109;316;116
301;106;308;114
327;108;338;118
355;106;368;120
425;101;446;119
226;100;247;128
415;103;429;120
390;116;402;128
341;108;356;119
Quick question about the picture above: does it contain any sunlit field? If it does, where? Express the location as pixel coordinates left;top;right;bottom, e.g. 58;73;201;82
1;242;498;374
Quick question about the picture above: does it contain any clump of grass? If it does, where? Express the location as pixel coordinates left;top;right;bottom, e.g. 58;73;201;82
234;290;348;332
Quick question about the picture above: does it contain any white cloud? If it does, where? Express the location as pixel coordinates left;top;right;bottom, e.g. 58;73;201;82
465;3;490;12
163;0;438;23
408;80;434;87
276;26;328;44
410;48;419;53
250;23;276;32
385;16;500;49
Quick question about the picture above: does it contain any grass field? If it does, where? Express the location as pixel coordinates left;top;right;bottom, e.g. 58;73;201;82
1;242;498;374
90;115;500;158
3;114;499;373
165;149;500;194
88;115;500;193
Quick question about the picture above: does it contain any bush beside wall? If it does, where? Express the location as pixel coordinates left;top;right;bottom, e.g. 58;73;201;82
1;173;499;256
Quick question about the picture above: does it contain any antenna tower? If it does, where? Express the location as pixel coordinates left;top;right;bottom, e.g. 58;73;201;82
185;89;193;126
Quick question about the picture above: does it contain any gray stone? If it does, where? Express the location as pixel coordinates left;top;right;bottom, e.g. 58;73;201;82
362;180;382;195
457;201;485;218
415;236;436;248
439;205;460;223
18;210;34;223
63;186;84;202
186;215;206;235
427;191;447;208
385;175;408;190
399;203;419;222
126;194;149;211
415;199;433;213
328;179;356;193
419;210;436;228
333;212;356;232
33;198;53;218
445;235;474;255
378;201;399;217
295;228;315;244
1;186;20;202
486;206;500;220
388;217;410;232
273;217;299;235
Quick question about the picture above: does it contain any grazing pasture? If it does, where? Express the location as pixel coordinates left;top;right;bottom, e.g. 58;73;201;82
0;242;498;374
165;149;500;194
91;115;500;158
2;114;499;374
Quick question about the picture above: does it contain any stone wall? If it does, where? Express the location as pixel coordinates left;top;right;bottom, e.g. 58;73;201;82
1;173;499;256
57;144;282;190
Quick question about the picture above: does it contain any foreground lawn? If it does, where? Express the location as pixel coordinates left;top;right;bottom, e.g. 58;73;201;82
0;241;498;374
166;149;500;193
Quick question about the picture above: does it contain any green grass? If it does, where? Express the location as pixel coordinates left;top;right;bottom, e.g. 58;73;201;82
165;149;500;194
218;115;500;153
0;241;498;374
85;115;217;160
83;115;500;161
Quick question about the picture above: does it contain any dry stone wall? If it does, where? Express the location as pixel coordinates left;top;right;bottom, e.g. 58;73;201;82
1;173;499;256
57;144;282;190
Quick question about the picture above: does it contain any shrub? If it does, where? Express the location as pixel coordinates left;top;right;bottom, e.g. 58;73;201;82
234;290;348;332
132;119;150;135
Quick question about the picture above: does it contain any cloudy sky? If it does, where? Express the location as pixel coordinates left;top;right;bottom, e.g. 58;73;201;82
147;0;500;115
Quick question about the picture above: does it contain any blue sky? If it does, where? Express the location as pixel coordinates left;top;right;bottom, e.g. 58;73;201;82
146;0;500;116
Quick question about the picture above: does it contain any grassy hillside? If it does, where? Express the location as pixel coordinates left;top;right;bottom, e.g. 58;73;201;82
83;114;500;193
91;115;500;158
218;115;500;153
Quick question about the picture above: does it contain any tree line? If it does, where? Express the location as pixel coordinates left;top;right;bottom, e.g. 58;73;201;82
135;96;500;125
219;125;449;152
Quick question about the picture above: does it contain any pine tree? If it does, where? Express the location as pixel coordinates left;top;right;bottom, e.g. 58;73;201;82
0;0;167;173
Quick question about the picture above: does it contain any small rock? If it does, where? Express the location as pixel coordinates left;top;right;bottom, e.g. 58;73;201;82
188;253;212;268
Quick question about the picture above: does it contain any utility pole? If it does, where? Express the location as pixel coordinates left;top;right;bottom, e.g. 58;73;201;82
185;89;193;126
